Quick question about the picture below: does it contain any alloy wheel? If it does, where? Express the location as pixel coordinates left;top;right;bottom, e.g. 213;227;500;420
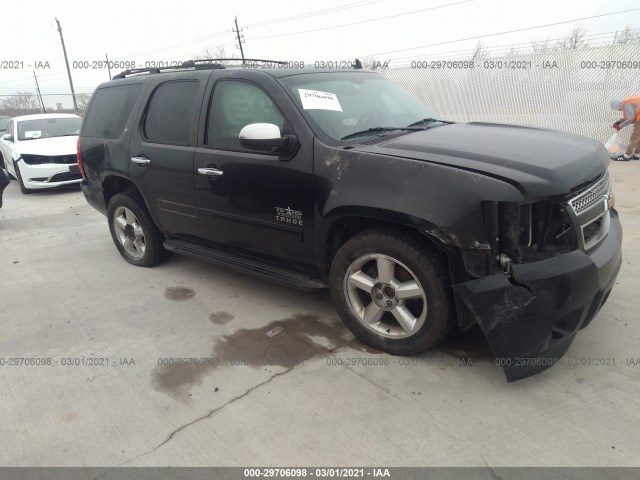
343;254;428;339
113;206;146;259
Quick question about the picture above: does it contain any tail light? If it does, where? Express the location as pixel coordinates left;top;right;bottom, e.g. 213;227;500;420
77;137;86;178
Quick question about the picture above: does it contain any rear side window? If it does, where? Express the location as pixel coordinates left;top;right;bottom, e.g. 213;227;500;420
82;83;142;139
143;81;199;145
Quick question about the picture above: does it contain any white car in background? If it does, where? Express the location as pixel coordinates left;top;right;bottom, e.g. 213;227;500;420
0;113;82;193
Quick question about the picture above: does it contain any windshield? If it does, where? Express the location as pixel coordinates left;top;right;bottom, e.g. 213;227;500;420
17;117;81;141
0;117;10;130
279;72;439;142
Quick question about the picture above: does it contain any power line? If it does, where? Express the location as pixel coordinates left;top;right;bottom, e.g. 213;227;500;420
245;0;473;40
355;7;640;58
113;30;231;59
245;0;384;28
387;31;621;62
0;70;71;87
115;2;386;60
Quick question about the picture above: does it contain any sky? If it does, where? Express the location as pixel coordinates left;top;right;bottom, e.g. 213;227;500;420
0;0;639;96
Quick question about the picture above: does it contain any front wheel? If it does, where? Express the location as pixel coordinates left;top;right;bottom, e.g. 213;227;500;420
330;230;454;355
107;192;171;267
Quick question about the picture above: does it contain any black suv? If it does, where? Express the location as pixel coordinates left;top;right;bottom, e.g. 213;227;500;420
79;60;622;381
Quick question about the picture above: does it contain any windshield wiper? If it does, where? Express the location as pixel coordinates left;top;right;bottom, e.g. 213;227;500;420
407;118;455;128
341;126;424;141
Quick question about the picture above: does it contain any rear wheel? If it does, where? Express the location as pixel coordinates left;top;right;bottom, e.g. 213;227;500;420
330;230;454;355
107;192;171;267
14;161;32;194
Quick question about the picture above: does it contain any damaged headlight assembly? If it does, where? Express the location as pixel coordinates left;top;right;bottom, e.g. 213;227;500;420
482;199;578;274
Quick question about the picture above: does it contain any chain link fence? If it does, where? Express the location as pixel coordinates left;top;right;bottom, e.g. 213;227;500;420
383;40;640;145
2;39;640;146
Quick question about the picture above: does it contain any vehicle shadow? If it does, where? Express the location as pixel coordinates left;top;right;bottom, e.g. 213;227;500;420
24;184;82;197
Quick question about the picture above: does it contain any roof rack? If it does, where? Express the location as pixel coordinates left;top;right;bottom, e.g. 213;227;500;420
112;58;288;79
190;58;288;65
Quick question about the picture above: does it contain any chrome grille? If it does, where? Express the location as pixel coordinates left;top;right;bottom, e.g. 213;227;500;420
568;173;610;215
565;172;612;252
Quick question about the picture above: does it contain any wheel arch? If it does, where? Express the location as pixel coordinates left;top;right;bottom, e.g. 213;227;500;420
319;206;463;284
101;173;164;231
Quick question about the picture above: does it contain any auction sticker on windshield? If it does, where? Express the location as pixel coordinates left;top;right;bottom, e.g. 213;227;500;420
24;131;42;138
298;89;342;111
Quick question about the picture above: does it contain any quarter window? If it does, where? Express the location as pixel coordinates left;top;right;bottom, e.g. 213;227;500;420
82;83;142;139
206;81;284;149
144;81;199;145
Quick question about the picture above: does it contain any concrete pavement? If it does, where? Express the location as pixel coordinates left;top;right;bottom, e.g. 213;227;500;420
0;161;639;467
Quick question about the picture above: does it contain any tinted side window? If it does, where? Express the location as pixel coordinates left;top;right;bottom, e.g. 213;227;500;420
82;84;142;139
207;81;284;149
144;81;199;145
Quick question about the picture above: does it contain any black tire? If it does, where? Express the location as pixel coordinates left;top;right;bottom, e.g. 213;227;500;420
107;192;171;267
14;161;32;194
330;229;454;355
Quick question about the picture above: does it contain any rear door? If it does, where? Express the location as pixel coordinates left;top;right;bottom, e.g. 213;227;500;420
128;73;208;236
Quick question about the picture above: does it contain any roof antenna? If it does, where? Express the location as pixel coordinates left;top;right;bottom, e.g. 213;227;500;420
354;58;363;69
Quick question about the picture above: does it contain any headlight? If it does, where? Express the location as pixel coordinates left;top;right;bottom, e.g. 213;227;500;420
20;154;47;165
482;200;577;271
20;154;76;165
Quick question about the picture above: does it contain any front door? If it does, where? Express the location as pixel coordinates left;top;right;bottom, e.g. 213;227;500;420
193;79;314;269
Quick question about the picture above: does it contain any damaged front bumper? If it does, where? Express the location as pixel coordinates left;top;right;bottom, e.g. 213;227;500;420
453;210;622;382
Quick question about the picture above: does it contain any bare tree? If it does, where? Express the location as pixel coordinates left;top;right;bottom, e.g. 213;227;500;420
505;44;521;57
76;93;91;113
531;38;552;54
616;25;639;44
471;41;489;61
567;24;589;49
193;44;238;64
1;92;40;116
361;56;382;70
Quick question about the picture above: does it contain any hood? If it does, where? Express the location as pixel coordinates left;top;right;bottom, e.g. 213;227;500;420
15;136;77;157
610;99;622;110
357;123;609;198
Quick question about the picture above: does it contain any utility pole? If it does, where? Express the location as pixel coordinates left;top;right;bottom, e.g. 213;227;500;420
105;53;112;80
233;17;246;64
55;17;78;114
33;71;46;114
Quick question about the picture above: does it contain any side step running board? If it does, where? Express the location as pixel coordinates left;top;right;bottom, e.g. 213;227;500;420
163;239;328;291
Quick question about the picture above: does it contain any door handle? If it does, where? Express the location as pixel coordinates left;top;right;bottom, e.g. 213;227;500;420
131;156;151;165
198;167;224;177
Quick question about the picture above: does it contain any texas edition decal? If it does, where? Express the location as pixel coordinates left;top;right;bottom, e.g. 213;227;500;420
275;206;303;226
